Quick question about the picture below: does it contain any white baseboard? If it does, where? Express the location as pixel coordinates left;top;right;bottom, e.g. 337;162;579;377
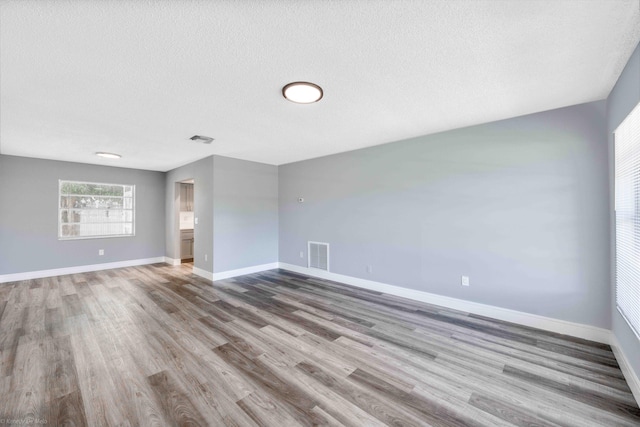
610;334;640;406
192;266;214;281
164;257;182;266
277;263;611;344
212;263;279;281
0;257;167;284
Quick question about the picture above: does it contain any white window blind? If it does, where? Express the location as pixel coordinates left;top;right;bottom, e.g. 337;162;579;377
59;180;135;239
615;101;640;339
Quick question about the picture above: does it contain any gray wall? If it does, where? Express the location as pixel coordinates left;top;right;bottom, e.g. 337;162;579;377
213;156;278;273
164;155;278;275
607;41;640;380
0;155;165;275
280;100;610;328
165;156;214;273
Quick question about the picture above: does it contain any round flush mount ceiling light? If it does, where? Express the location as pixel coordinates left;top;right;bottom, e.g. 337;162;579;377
282;82;323;104
96;152;121;159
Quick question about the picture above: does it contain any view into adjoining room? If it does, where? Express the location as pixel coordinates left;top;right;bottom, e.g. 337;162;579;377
179;179;195;268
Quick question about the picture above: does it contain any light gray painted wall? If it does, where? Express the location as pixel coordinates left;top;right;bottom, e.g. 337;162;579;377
165;156;214;273
0;155;165;274
280;101;609;328
607;41;640;379
213;156;278;273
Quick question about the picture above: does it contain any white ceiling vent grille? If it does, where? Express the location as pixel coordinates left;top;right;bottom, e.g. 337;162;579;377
308;241;329;271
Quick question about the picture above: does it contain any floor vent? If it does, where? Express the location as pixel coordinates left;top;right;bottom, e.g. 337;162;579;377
308;241;329;271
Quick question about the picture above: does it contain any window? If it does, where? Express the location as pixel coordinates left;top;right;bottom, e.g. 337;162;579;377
59;180;135;239
614;101;640;339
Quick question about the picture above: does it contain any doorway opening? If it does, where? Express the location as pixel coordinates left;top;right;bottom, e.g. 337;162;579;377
177;179;195;271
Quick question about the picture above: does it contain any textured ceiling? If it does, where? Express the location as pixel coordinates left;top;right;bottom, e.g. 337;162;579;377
1;0;639;171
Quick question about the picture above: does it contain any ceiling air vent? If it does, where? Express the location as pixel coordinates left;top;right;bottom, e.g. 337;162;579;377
189;135;214;144
308;241;329;271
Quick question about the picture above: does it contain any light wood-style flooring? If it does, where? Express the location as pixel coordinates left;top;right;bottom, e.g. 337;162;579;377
0;263;639;426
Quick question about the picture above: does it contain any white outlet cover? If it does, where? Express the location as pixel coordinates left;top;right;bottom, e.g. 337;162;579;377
461;276;470;286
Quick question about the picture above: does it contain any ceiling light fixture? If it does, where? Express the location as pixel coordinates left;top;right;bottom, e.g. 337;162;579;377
96;152;121;159
190;135;214;144
282;82;323;104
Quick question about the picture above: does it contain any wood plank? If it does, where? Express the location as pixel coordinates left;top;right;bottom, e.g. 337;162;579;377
468;392;561;427
147;370;208;426
296;360;427;427
47;390;88;427
213;343;324;425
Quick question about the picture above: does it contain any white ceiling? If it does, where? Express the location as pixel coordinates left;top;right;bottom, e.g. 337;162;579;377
1;1;639;171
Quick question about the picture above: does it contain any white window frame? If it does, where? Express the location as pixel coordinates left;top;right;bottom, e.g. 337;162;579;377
614;101;640;340
58;180;136;240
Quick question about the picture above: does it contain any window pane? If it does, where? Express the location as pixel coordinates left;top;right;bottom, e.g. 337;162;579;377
84;197;123;209
60;195;126;209
60;196;78;209
61;183;124;196
61;224;81;237
63;209;133;224
60;210;82;223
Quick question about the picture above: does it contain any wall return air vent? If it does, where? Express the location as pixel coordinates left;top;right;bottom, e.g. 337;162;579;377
308;241;329;271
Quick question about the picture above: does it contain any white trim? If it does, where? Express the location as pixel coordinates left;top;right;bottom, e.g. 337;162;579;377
212;263;280;281
0;257;166;283
277;263;611;344
610;334;640;406
192;266;214;281
164;257;182;266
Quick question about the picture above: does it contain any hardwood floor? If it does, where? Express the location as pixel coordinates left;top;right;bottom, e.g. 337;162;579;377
0;263;638;426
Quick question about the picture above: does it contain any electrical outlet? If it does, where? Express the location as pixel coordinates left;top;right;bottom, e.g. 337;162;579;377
366;265;373;273
204;254;208;261
98;249;104;256
195;217;198;225
299;251;304;258
461;275;470;286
